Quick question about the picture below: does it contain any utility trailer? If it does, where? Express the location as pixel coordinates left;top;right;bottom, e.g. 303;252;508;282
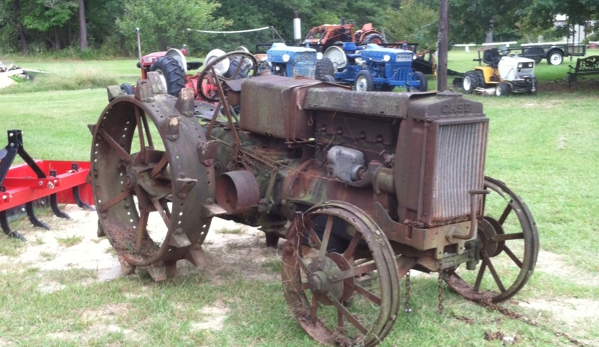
516;42;586;66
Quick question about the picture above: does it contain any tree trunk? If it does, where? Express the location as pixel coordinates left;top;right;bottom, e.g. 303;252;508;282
78;0;88;50
54;27;62;50
13;0;29;54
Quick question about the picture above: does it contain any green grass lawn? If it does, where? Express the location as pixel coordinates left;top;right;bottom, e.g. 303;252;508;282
0;51;598;346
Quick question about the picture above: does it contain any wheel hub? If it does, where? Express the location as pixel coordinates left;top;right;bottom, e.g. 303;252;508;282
479;216;505;257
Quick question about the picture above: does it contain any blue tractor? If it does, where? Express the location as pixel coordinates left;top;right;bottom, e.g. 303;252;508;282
264;43;334;79
324;43;428;92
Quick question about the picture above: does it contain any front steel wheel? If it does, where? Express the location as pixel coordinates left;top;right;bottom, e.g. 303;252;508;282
281;202;399;347
444;177;539;303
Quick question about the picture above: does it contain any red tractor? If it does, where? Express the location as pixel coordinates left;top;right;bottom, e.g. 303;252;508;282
304;19;387;53
122;29;257;104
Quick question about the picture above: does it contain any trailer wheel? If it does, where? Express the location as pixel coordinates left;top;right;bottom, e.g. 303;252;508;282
150;56;186;97
408;71;428;92
361;33;388;45
443;177;539;303
548;50;563;65
354;70;374;91
281;202;400;347
462;71;479;94
315;57;335;80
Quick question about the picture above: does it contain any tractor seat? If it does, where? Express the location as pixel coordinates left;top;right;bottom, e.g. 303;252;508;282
483;48;501;68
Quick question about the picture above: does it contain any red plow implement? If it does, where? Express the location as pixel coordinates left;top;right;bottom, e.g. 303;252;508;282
0;130;94;241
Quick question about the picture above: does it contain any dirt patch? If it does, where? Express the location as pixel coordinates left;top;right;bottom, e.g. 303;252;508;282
535;250;599;287
189;301;231;332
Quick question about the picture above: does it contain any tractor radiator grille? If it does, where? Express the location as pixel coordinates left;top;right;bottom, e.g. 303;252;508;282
431;122;487;222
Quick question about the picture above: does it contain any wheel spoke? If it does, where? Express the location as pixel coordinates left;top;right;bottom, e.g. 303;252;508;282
308;228;322;249
135;210;150;253
482;252;506;292
498;203;513;225
296;254;312;276
328;294;368;335
310;294;319;325
492;233;523;242
318;215;334;268
473;260;487;291
293;281;310;292
99;189;131;212
150;196;170;227
503;246;523;269
140;111;154;149
150;152;169;179
335;261;377;281
134;106;147;164
98;128;133;164
355;284;381;305
343;231;361;260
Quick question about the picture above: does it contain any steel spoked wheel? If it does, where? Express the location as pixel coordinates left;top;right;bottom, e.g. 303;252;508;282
281;202;399;347
91;85;213;277
444;177;539;303
198;51;257;103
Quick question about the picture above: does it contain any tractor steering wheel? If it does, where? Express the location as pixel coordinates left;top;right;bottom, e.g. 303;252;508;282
197;51;258;103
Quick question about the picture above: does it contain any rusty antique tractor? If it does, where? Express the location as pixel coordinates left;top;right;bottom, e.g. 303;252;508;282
91;56;539;346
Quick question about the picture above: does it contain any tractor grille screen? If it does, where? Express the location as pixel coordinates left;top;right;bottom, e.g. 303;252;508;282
293;53;316;78
431;122;487;222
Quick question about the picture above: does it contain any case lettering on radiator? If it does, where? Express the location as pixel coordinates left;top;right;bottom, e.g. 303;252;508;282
441;103;471;115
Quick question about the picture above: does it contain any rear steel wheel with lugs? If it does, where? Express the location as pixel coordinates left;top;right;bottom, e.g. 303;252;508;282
444;177;539;302
91;77;214;280
281;201;399;347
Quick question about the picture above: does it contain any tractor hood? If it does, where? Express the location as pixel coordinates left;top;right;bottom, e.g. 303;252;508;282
498;55;535;81
361;44;415;63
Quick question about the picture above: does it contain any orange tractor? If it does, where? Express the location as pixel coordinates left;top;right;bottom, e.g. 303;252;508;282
304;19;387;53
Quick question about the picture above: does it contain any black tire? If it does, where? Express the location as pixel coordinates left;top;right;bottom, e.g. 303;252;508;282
475;70;486;87
150;56;185;97
320;74;336;83
225;56;252;79
315;57;335;80
495;82;509;97
462;71;479;94
547;50;563;66
120;83;135;95
408;71;428;92
361;33;388;45
354;70;374;91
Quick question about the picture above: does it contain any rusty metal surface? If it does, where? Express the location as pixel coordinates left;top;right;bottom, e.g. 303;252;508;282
93;71;540;345
91;74;214;273
281;202;399;347
239;75;326;141
394;93;489;227
216;170;260;214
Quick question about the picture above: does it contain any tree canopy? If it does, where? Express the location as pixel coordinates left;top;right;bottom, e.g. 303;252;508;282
0;0;596;55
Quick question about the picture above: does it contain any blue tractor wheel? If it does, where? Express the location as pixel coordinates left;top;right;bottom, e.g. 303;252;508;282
354;70;374;91
408;71;428;92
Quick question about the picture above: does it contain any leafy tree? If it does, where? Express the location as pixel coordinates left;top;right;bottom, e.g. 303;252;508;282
382;0;438;48
116;0;229;54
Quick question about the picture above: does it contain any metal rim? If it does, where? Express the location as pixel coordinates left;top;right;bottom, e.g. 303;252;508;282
281;201;399;347
463;75;472;91
495;84;502;96
154;69;168;91
549;52;563;65
355;75;368;92
197;51;257;102
444;176;539;303
91;89;213;271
